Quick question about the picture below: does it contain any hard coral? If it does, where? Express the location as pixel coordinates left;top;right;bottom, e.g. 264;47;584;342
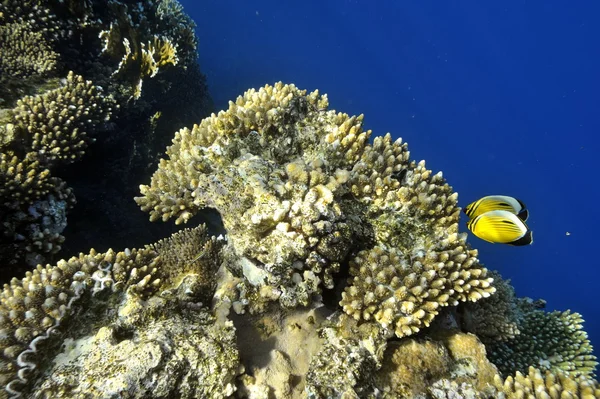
492;366;600;399
11;71;115;166
0;225;232;398
488;306;597;379
0;22;57;77
0;71;114;270
460;270;521;343
136;83;495;330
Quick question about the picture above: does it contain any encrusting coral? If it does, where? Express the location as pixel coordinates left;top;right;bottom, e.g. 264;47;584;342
136;82;496;339
0;225;240;398
305;315;386;398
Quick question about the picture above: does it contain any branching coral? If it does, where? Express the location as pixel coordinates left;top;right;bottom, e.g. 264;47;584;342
487;307;597;379
136;83;495;334
492;366;600;399
0;71;115;270
0;154;58;204
0;225;233;398
0;22;57;78
459;270;521;343
10;71;115;166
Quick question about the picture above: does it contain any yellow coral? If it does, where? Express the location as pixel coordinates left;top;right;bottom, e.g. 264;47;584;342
11;71;115;166
493;367;600;399
0;224;224;397
136;83;494;318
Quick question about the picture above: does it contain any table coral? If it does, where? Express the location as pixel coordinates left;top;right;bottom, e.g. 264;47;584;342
136;82;496;338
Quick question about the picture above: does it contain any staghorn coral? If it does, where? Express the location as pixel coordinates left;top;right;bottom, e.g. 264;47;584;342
459;270;521;343
0;225;237;398
487;307;598;379
136;83;495;337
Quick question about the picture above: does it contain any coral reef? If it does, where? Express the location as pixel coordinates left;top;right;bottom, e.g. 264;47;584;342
0;22;57;104
305;316;386;398
1;68;597;398
459;270;521;343
488;306;597;379
492;367;600;398
0;72;113;271
136;82;495;340
372;330;498;397
0;0;213;276
0;225;239;398
11;72;115;166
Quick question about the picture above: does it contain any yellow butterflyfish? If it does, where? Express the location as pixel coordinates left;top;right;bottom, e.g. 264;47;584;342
463;195;528;222
466;210;533;246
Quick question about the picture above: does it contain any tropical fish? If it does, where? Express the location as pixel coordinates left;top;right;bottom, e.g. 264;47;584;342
466;210;533;246
463;195;528;221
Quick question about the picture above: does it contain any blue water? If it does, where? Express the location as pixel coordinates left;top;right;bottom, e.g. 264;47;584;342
181;0;600;350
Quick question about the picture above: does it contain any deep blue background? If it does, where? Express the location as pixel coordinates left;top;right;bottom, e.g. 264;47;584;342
181;0;600;350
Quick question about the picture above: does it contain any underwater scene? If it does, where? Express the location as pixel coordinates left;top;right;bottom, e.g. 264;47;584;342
0;0;598;397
